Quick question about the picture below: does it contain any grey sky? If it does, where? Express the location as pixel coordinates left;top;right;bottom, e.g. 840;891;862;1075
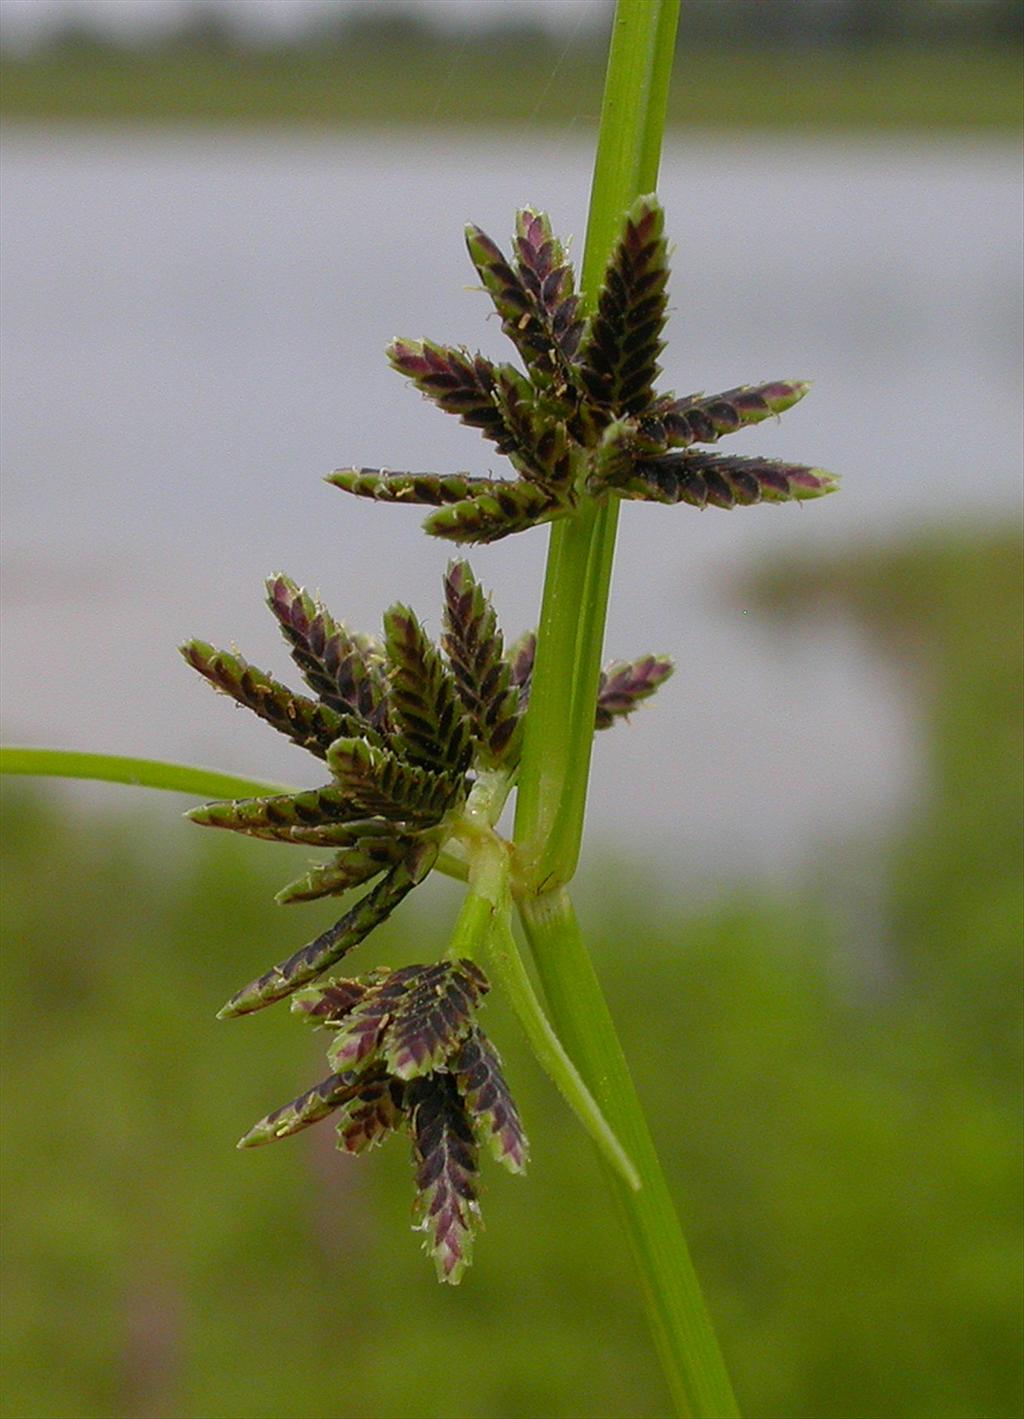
0;0;606;45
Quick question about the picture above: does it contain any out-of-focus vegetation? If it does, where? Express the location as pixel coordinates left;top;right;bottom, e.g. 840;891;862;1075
2;526;1020;1418
1;0;1021;131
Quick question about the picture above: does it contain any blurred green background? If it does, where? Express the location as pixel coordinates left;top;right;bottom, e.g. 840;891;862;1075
2;3;1022;1417
3;531;1021;1419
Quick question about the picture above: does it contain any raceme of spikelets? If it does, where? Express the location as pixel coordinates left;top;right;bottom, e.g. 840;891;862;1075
327;197;837;545
181;561;672;1280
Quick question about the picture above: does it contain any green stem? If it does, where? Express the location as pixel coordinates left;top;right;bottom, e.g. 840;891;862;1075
519;889;739;1419
514;0;681;887
511;2;740;1415
486;895;639;1192
457;834;639;1189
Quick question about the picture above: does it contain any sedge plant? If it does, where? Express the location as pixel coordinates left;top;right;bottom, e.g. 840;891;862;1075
1;3;839;1414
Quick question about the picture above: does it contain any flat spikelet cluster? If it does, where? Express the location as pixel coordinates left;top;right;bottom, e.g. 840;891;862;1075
182;561;671;1279
328;197;836;544
238;959;527;1283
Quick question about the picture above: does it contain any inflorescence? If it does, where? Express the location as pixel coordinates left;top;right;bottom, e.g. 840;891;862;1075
184;196;833;1282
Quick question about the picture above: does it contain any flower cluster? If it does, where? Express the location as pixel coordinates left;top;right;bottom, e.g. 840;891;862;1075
182;560;671;1279
182;561;671;1019
238;959;527;1283
328;196;836;545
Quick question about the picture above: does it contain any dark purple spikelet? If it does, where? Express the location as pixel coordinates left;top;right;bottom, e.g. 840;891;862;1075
453;1026;529;1174
387;339;513;453
325;966;405;1070
180;641;345;760
513;207;585;362
577;194;669;417
335;1073;407;1155
382;959;489;1080
628;450;839;509
217;846;436;1019
442;561;522;767
265;575;387;727
237;1070;365;1148
507;630;537;708
650;379;810;450
291;976;371;1027
329;200;833;542
594;655;675;730
408;1073;481;1285
465;220;576;398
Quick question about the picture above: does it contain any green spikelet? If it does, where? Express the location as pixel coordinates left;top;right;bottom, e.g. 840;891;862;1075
383;605;473;775
217;843;437;1018
180;641;344;759
423;482;567;545
274;837;405;905
577;194;669;418
326;737;465;824
186;783;379;837
442;561;522;766
327;468;482;507
492;365;574;491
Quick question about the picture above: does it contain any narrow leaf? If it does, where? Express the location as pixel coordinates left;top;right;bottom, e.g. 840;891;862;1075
453;1025;529;1174
442;561;522;767
0;746;291;801
408;1074;481;1285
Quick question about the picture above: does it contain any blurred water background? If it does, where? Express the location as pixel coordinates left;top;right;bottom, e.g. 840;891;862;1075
1;4;1022;1418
